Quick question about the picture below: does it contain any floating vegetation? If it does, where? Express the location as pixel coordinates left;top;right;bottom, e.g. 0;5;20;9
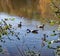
4;18;8;21
10;18;15;21
55;46;60;56
57;25;60;31
44;38;60;55
49;20;55;26
26;50;40;56
50;33;57;36
0;18;21;53
0;18;20;41
0;45;3;53
4;18;15;21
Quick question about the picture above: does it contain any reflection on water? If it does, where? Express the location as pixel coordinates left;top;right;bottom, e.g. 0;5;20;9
0;13;60;56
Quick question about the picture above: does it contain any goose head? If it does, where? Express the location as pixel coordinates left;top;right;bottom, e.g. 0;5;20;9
27;29;31;33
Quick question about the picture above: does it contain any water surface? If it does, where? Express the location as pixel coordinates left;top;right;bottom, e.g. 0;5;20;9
0;13;59;56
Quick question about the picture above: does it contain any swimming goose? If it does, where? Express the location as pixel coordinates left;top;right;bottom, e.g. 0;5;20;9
31;30;38;34
42;34;48;41
18;22;22;27
27;29;38;34
42;37;46;41
38;24;45;30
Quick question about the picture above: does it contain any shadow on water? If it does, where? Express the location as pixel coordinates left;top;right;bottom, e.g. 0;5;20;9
0;13;60;56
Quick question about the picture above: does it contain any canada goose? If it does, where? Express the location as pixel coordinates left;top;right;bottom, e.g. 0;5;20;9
38;24;45;30
27;29;38;34
31;30;38;34
42;37;46;41
18;22;22;27
42;34;48;41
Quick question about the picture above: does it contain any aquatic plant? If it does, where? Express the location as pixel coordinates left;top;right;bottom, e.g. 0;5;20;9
50;0;60;18
26;50;40;56
0;18;21;53
45;37;60;56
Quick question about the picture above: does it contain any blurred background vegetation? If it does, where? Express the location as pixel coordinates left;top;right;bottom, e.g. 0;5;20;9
0;0;60;20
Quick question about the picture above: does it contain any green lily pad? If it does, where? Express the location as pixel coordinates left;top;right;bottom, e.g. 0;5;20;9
47;45;51;48
11;18;15;21
48;41;51;44
0;49;3;52
50;22;55;26
50;34;57;36
0;21;2;24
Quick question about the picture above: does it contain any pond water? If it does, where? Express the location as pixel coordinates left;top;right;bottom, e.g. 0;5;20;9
0;13;60;56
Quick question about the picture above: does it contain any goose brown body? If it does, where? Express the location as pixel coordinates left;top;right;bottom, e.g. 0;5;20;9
18;22;22;27
38;24;45;30
27;29;38;34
